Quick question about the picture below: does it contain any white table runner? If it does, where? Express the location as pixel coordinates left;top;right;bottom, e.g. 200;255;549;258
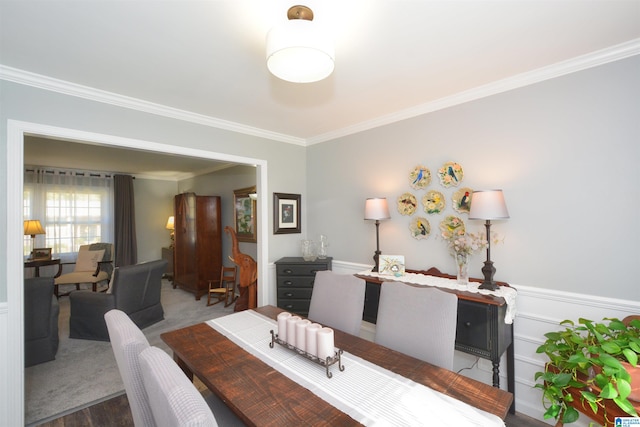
357;270;517;324
207;311;505;427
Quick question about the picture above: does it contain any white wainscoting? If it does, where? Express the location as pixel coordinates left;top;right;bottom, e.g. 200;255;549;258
327;260;640;425
0;302;10;427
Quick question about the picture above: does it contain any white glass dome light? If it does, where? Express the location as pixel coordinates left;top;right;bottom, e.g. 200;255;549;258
266;5;335;83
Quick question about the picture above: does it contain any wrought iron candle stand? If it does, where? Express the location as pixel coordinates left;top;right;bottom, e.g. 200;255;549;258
269;330;344;378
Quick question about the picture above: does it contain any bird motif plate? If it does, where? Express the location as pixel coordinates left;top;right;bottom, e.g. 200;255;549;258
422;190;445;215
439;215;466;240
397;192;417;215
408;165;431;190
437;161;464;187
452;187;473;214
409;217;431;240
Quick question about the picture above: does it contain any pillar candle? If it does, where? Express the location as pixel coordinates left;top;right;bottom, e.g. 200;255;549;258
305;323;322;357
277;312;291;343
317;327;335;361
295;319;311;352
286;316;301;348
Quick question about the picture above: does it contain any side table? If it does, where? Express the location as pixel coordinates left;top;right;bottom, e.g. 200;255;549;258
24;258;62;278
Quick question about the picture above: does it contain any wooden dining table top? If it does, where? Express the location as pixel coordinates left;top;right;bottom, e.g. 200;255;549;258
161;305;513;426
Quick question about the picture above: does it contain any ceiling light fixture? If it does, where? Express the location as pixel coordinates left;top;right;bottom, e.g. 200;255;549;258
266;5;334;83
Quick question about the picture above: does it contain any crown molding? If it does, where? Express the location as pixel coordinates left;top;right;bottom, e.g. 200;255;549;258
2;38;639;147
306;38;640;145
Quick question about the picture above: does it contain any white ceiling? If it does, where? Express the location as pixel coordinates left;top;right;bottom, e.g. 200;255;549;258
2;0;640;177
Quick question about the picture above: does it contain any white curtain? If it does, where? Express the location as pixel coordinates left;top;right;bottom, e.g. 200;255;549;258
24;166;114;262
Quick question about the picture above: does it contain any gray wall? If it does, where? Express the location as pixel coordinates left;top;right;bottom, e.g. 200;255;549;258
134;177;178;262
306;55;640;299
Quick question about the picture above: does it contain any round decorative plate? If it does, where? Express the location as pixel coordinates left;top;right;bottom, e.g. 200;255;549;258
439;215;466;240
452;187;473;214
408;165;431;190
437;161;464;187
409;217;430;240
397;192;417;215
422;190;445;215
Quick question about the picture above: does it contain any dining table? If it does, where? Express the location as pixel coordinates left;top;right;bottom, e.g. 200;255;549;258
161;305;513;426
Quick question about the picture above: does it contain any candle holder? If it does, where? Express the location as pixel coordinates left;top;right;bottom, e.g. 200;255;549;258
269;330;345;378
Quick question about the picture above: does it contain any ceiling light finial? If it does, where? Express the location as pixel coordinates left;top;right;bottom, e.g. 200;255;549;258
266;5;334;83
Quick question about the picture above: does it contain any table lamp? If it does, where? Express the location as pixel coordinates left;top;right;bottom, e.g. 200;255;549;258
468;190;509;291
364;198;391;272
166;216;175;248
24;219;45;259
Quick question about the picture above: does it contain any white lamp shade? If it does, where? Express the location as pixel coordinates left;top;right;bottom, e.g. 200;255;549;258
165;216;175;230
468;190;510;220
364;198;391;220
266;20;334;83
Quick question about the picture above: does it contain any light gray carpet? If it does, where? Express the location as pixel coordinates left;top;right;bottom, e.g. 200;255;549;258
25;279;235;426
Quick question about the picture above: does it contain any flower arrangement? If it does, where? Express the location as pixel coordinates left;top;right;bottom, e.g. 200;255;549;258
446;232;488;257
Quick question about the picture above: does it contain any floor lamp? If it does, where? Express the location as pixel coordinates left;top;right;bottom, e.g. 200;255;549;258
468;190;509;291
364;198;391;272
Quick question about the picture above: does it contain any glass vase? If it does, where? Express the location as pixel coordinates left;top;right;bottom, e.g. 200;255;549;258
455;252;470;286
301;240;318;261
318;234;328;259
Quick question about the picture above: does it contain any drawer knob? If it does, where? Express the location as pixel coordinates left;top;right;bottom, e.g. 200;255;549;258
284;281;293;286
284;269;293;274
285;304;293;309
285;292;293;297
464;321;472;327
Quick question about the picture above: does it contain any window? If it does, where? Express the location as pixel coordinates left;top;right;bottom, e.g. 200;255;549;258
24;167;114;258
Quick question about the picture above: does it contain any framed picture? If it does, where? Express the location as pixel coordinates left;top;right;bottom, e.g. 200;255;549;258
234;186;257;243
273;193;301;234
378;255;405;276
32;247;52;260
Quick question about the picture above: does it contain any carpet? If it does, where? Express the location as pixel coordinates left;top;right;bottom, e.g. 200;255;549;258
24;279;235;426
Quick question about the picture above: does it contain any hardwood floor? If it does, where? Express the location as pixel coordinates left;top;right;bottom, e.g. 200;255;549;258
34;392;550;427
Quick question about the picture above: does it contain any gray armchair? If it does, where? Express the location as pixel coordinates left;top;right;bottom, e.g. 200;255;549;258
69;259;168;341
25;277;60;367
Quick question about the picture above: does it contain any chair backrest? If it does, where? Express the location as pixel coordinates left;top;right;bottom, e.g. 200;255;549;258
89;242;114;277
375;281;458;370
24;277;57;340
104;309;156;427
307;270;366;336
112;259;167;313
221;266;236;285
139;346;218;427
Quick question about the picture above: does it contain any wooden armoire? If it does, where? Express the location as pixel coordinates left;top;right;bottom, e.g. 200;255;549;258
173;192;222;300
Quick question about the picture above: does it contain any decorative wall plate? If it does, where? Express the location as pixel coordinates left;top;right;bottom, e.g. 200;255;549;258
397;192;417;215
422;190;445;215
408;165;431;190
437;161;464;187
452;187;473;214
409;217;431;240
439;215;466;240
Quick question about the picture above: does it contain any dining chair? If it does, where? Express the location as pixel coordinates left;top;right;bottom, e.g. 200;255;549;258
139;346;219;427
307;270;366;336
375;281;458;370
104;309;157;427
207;266;237;307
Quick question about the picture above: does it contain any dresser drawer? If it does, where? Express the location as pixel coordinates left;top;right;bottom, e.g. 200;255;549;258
277;276;317;288
277;299;311;314
277;287;313;300
276;263;329;276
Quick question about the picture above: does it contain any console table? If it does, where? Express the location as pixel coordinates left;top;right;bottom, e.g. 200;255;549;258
24;257;62;278
356;267;515;413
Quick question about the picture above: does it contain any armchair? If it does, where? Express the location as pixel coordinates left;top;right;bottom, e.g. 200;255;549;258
54;243;114;297
69;259;167;341
24;277;59;367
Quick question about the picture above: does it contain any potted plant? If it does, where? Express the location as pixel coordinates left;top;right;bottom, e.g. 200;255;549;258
534;316;640;424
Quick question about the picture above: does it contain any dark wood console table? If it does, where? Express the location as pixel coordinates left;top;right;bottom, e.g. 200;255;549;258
355;267;515;413
24;257;62;278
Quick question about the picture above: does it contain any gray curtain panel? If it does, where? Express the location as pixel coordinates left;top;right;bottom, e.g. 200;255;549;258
114;174;137;267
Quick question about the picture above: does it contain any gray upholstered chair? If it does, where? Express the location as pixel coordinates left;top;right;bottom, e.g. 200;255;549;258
375;281;458;370
139;346;219;427
104;309;157;427
24;277;60;367
307;270;366;336
54;243;114;297
70;259;167;341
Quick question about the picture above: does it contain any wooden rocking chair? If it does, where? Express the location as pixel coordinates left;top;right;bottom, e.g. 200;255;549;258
207;266;237;307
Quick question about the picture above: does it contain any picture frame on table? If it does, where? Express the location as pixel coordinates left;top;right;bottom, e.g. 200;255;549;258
273;193;301;234
234;186;257;243
32;247;52;260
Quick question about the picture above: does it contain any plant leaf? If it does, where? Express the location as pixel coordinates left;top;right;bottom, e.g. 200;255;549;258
599;382;618;399
617;378;632;400
622;348;638;366
613;396;638;417
601;341;622;354
562;406;579;424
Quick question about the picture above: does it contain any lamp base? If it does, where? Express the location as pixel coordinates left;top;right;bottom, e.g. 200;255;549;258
372;250;381;272
478;260;499;291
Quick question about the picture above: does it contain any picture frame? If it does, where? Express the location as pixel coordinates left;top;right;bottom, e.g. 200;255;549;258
273;193;301;234
378;255;406;276
233;186;257;243
32;247;52;260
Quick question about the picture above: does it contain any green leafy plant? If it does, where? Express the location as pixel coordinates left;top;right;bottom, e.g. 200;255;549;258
534;317;640;424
